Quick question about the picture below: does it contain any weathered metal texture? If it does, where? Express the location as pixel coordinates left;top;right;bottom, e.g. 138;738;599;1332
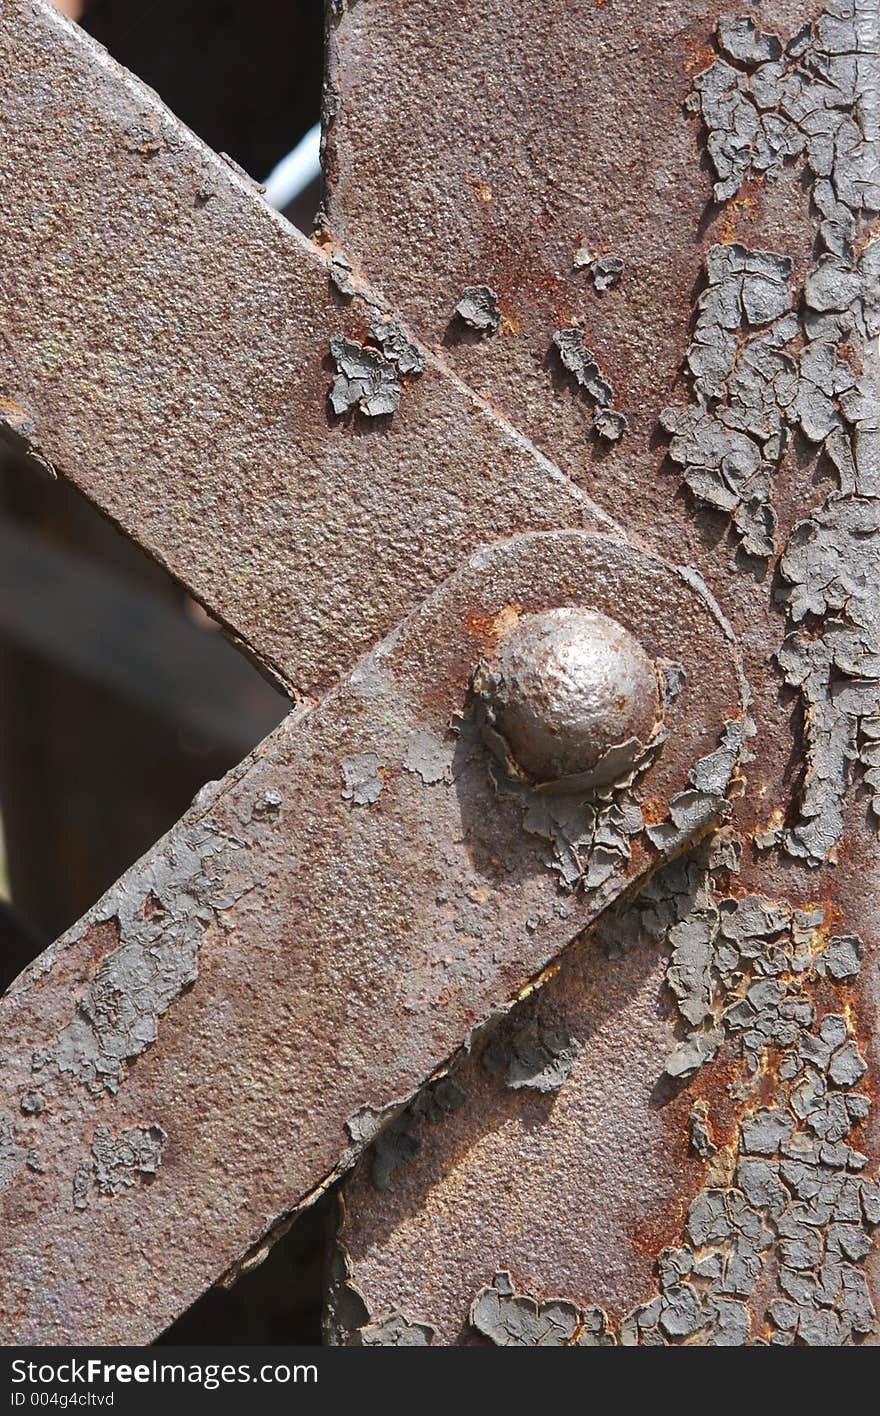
0;528;743;1342
332;895;716;1345
0;0;619;704
325;0;880;1344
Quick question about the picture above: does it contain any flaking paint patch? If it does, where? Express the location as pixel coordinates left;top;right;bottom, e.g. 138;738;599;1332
661;244;796;558
689;1099;718;1159
622;900;878;1344
329;818;878;1344
677;0;880;862
31;821;234;1094
340;752;384;806
328;335;400;417
589;254;624;293
92;1123;167;1197
453;285;501;333
590;834;878;1343
469;1271;615;1346
552;327;629;443
481;1022;581;1093
367;1076;467;1191
0;1114;25;1191
324;1202;436;1345
645;718;743;859
402;728;455;785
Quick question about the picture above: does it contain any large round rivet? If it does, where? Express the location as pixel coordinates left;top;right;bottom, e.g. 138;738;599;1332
485;606;660;786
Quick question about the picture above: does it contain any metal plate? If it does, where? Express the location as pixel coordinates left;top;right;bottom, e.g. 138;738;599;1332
0;529;742;1342
325;0;880;1344
0;0;616;701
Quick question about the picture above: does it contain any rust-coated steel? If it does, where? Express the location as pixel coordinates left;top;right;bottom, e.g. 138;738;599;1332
324;0;880;1346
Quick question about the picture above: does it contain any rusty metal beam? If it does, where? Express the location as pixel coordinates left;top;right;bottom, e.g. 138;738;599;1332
323;0;880;1345
0;0;616;702
0;528;743;1342
1;0;877;1351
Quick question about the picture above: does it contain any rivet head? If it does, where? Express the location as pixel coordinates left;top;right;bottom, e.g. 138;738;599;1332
484;607;660;787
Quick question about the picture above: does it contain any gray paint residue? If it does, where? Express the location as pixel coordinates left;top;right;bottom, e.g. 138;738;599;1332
359;1311;435;1346
92;1122;167;1197
597;830;879;1343
481;1022;581;1093
328;335;401;417
589;254;624;293
469;1271;614;1346
552;327;629;443
32;823;226;1094
674;1;880;862
0;1113;25;1191
340;752;384;806
453;284;501;333
368;1076;467;1191
323;1223;436;1346
661;243;795;558
402;728;454;785
646;718;742;857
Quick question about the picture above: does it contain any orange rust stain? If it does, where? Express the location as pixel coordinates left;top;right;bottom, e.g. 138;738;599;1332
466;176;493;203
629;1048;744;1264
500;314;522;336
640;797;666;828
718;194;758;244
0;398;31;430
629;1195;690;1260
837;341;863;376
463;602;522;653
683;35;716;74
686;1055;743;1151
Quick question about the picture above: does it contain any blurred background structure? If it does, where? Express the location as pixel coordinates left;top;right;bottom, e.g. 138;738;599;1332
0;0;328;1342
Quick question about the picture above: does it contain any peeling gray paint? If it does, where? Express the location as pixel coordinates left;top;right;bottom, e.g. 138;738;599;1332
31;823;227;1095
0;1113;25;1191
676;0;880;862
592;408;628;442
324;1219;436;1346
646;718;742;857
92;1122;167;1197
329;250;356;298
481;1022;581;1093
589;254;624;293
612;877;878;1342
72;1161;91;1212
367;316;426;376
368;1075;467;1191
402;728;454;785
328;335;400;417
689;1100;717;1159
323;1230;371;1346
340;752;384;806
469;1271;615;1346
777;493;880;863
660;244;796;559
613;861;880;1344
360;1311;436;1346
454;285;501;333
552;327;628;445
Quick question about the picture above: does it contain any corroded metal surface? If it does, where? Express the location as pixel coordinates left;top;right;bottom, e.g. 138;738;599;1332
0;530;743;1342
1;0;877;1349
325;0;880;1345
0;0;612;702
